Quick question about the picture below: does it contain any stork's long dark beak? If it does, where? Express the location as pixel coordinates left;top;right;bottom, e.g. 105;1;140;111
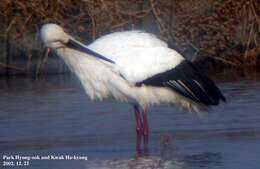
65;39;115;64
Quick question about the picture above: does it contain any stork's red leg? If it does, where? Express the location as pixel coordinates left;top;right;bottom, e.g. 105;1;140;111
142;107;149;155
134;105;143;156
133;105;150;156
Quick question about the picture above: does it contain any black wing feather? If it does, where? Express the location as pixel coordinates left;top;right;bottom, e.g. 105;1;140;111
136;60;226;106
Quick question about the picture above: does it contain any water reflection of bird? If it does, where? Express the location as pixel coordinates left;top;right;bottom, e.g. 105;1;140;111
159;134;176;161
41;24;226;155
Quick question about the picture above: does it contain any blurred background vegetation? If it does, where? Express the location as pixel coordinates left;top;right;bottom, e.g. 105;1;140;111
0;0;259;78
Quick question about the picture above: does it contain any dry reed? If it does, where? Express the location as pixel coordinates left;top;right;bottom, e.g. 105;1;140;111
0;0;259;75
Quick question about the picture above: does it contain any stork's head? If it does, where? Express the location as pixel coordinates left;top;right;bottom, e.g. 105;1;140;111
40;24;70;49
40;24;90;53
40;24;115;64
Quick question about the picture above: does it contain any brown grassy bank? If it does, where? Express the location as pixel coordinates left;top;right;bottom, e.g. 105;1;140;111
0;0;259;77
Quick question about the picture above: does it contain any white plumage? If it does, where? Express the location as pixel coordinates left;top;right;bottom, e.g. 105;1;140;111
88;31;184;84
40;24;225;112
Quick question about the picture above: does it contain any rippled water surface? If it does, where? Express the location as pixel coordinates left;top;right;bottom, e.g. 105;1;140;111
1;75;260;169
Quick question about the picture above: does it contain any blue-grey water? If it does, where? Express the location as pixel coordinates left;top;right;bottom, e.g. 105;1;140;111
0;75;260;169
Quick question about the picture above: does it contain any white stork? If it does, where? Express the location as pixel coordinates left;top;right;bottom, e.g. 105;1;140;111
40;24;226;155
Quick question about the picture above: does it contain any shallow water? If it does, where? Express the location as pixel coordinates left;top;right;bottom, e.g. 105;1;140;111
0;75;260;169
